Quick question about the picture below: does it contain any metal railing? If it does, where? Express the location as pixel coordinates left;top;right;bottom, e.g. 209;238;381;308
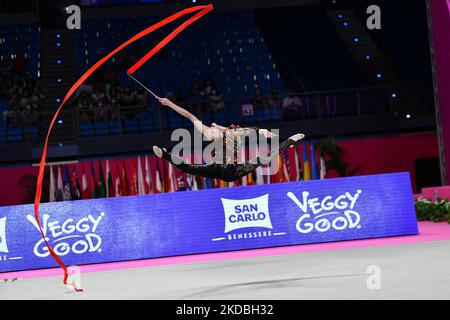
0;83;435;145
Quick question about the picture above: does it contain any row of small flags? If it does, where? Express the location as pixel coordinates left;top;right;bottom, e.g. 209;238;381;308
47;142;326;202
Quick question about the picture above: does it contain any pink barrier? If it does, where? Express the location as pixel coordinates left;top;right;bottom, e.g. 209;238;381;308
421;186;450;201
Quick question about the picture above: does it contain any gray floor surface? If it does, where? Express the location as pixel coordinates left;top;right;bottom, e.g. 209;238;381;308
1;240;449;300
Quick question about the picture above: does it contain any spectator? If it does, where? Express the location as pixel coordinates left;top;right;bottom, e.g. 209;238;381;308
94;99;108;122
109;87;121;104
76;82;93;99
209;88;225;112
252;87;265;110
80;111;90;123
24;72;36;90
11;51;28;78
110;98;121;121
0;58;40;131
282;90;302;120
202;78;215;97
91;86;105;103
77;91;93;109
188;80;201;98
31;87;44;111
135;86;149;107
120;86;135;106
77;91;94;122
268;89;281;109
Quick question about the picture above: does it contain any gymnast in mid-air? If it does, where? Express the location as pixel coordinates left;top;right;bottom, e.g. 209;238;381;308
152;97;305;182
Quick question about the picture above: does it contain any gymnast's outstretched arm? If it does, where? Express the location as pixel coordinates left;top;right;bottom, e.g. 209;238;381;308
157;97;211;137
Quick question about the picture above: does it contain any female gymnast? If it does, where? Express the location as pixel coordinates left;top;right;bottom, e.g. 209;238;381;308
153;97;305;182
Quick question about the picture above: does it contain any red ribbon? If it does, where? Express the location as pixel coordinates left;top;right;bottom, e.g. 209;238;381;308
33;4;213;292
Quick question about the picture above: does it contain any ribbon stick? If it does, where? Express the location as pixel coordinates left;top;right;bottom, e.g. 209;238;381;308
128;74;158;98
33;4;213;292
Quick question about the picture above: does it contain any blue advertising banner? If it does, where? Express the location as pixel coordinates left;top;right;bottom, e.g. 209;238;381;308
0;172;418;273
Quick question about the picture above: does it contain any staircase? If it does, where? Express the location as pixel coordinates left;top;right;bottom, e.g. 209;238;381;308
326;8;400;84
326;8;423;114
38;28;78;145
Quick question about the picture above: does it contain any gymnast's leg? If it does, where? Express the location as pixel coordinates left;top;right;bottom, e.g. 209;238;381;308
153;145;222;178
220;133;306;182
255;133;305;165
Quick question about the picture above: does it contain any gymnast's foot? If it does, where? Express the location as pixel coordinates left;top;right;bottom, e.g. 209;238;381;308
153;146;164;158
288;134;306;147
290;133;305;142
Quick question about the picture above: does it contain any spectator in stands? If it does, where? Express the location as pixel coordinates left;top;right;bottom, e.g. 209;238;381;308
188;81;201;98
18;88;31;110
75;81;93;99
23;102;35;126
80;111;91;123
252;87;265;110
209;88;226;112
192;78;222;114
202;79;215;97
110;98;121;121
109;86;121;104
77;91;94;122
77;90;93;109
282;90;302;120
94;98;109;122
92;86;105;103
120;86;136;106
24;73;36;90
268;89;281;109
0;59;40;128
30;87;43;111
135;86;150;107
11;51;28;78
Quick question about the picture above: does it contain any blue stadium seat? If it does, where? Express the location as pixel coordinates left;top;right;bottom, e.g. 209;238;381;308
168;115;183;129
270;107;282;121
8;128;23;142
213;111;227;124
80;123;94;137
94;122;109;136
109;121;120;134
242;113;256;124
139;119;153;132
153;108;167;130
124;119;138;133
24;127;38;142
256;108;271;123
67;11;289;137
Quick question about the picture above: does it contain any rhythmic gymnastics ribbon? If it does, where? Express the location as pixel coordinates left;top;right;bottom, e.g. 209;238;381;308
33;4;213;292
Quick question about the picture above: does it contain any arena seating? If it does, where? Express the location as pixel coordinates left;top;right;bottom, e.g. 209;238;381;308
0;23;40;144
76;11;285;95
0;24;40;77
75;11;287;135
